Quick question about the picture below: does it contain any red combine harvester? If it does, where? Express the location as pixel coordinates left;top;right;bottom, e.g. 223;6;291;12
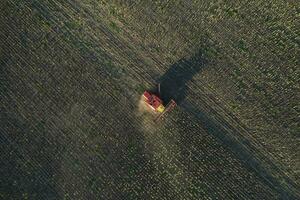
142;84;176;122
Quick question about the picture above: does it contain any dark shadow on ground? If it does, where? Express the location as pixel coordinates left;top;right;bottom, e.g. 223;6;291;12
181;102;298;199
157;50;207;105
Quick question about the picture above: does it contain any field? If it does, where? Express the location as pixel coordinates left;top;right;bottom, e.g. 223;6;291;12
1;0;299;199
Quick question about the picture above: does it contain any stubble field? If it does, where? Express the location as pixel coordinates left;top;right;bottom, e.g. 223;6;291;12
1;0;299;199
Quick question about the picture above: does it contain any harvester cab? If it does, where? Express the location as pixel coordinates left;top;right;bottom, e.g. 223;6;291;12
142;84;176;122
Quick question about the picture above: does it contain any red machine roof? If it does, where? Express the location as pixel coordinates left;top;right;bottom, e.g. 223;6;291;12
143;91;163;109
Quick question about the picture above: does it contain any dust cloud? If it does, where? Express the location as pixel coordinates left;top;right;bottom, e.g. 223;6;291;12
136;95;158;132
137;95;153;115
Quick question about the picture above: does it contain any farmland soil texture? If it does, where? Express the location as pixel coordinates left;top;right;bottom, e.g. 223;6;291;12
1;0;299;200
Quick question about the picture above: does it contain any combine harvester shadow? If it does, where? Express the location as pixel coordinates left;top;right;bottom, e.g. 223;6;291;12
158;50;206;105
158;50;299;199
